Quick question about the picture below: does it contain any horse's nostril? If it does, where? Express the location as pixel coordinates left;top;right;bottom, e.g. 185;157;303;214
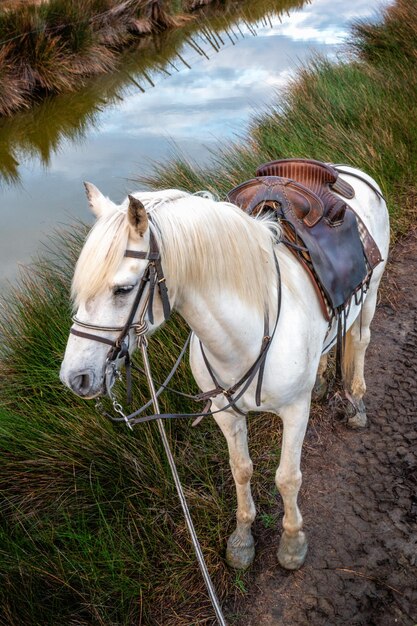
70;370;95;397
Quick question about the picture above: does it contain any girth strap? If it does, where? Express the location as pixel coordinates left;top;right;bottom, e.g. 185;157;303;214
255;314;270;405
198;309;271;412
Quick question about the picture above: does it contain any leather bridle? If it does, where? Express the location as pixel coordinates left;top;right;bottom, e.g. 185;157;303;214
70;227;171;396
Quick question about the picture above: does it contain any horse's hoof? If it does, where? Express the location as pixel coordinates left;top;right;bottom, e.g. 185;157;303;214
277;531;308;570
345;397;367;428
347;411;367;428
226;530;255;570
312;379;328;401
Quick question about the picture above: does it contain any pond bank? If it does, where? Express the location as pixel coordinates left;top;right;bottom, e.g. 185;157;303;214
0;0;230;117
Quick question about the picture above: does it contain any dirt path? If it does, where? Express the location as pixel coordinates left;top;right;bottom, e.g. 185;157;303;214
233;232;417;625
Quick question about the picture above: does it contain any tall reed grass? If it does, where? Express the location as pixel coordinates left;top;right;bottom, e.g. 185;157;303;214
1;1;415;624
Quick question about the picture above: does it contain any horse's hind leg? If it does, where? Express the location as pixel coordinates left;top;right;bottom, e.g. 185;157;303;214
313;353;328;400
214;410;256;570
343;287;379;428
276;396;310;570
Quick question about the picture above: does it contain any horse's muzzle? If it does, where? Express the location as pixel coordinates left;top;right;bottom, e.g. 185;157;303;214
61;367;101;399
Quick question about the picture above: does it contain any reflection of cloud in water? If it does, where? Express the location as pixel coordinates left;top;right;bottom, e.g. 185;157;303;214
100;46;320;141
47;133;214;183
263;0;381;43
97;0;381;143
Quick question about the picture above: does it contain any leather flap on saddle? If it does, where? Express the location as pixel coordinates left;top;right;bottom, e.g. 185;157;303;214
226;176;324;228
301;208;368;311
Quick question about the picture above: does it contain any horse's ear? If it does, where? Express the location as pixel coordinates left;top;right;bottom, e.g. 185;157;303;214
83;182;111;218
127;195;148;237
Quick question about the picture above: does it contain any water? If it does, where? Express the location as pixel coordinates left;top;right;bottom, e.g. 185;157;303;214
0;0;385;288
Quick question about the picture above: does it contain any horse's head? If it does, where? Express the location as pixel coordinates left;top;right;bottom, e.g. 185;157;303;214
60;183;169;399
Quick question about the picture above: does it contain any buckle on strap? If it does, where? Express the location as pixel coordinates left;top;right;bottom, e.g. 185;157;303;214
105;359;119;395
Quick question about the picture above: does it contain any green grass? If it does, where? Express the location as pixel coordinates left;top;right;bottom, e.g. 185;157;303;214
1;0;416;623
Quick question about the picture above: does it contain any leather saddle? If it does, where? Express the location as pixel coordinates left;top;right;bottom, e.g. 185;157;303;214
227;158;382;319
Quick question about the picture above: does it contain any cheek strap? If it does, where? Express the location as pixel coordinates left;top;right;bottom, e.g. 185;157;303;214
69;228;171;362
124;229;171;323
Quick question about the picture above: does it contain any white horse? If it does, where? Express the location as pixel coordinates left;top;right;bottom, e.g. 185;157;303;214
60;168;389;570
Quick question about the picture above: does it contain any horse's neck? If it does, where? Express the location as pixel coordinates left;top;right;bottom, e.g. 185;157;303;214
177;289;266;371
174;243;319;376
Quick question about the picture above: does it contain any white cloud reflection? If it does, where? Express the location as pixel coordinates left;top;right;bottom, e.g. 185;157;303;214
262;0;383;43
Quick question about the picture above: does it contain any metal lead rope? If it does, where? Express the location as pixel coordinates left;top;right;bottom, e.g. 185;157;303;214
139;335;227;626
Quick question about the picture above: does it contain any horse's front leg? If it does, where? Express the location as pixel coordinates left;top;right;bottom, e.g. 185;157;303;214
276;396;310;570
214;410;256;570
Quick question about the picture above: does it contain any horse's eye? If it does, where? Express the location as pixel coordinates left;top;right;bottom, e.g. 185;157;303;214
113;285;134;296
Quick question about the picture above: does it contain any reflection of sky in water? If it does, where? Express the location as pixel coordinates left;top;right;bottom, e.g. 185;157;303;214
0;0;386;286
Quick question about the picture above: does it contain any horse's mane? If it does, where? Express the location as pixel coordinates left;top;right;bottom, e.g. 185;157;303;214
72;189;280;314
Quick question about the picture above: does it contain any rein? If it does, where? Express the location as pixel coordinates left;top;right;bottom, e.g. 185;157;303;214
70;224;227;625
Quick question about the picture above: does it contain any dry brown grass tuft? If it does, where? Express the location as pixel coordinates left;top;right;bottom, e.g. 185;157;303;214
0;0;191;116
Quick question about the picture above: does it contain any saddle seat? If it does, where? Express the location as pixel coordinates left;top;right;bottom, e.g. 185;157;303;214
257;158;356;224
226;158;382;319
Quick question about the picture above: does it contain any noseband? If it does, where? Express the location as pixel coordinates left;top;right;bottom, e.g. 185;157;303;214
70;227;171;365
